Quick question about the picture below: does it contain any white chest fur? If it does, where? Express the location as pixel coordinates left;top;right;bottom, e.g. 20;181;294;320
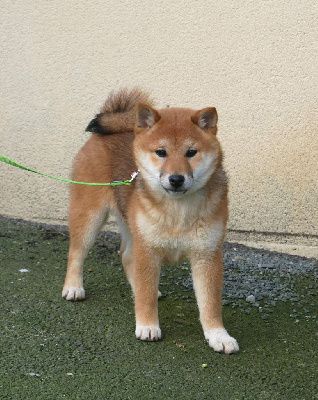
135;196;225;262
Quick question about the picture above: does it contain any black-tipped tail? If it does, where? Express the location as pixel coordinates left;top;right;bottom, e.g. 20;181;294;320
86;115;102;133
85;88;154;135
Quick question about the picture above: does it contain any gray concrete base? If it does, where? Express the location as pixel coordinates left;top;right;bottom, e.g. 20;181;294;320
4;214;317;259
226;230;318;259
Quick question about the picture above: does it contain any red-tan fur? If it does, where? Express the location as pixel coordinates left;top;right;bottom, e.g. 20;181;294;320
62;88;239;354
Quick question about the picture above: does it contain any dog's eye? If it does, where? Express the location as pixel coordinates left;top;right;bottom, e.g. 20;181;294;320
185;149;197;158
155;149;167;158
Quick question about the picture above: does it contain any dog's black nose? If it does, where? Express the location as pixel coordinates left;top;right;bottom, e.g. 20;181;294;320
169;174;185;188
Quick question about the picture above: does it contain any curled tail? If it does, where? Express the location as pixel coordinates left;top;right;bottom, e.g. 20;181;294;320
86;88;154;134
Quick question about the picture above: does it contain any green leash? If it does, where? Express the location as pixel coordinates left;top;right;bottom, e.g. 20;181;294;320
0;153;138;186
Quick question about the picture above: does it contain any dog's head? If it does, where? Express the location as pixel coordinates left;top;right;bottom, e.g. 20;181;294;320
133;104;222;197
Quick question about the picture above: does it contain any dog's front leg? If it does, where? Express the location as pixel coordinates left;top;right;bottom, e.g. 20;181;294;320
133;243;161;341
191;250;239;354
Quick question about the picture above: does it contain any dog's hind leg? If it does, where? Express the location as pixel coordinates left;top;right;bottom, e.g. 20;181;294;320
118;219;135;294
62;192;110;301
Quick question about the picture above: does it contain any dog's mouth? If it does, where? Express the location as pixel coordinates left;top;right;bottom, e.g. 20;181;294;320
160;174;191;196
141;171;190;196
164;188;188;196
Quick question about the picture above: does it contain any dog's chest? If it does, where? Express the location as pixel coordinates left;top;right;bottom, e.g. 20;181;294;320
136;207;224;261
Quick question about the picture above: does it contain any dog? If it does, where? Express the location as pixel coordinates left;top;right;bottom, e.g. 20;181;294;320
62;88;239;354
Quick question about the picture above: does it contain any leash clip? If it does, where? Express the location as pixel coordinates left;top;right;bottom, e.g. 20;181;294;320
129;170;140;182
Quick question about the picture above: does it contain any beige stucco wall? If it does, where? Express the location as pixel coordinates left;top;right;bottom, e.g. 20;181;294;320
1;1;317;246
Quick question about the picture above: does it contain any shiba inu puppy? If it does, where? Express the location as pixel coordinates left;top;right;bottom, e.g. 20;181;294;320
62;88;239;354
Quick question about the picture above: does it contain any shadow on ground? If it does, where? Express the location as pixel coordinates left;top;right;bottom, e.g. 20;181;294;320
0;216;317;400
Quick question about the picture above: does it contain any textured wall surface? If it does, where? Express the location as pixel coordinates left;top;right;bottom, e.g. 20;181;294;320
1;0;317;238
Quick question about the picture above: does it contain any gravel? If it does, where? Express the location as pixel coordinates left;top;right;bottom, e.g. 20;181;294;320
178;241;317;321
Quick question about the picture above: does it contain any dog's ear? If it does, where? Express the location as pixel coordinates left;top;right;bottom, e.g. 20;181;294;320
135;104;161;133
192;107;218;134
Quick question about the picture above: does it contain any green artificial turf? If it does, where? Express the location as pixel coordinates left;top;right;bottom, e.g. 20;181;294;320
0;217;317;400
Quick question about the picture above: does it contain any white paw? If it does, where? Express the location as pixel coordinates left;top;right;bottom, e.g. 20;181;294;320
62;286;85;301
204;328;239;354
135;325;162;341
